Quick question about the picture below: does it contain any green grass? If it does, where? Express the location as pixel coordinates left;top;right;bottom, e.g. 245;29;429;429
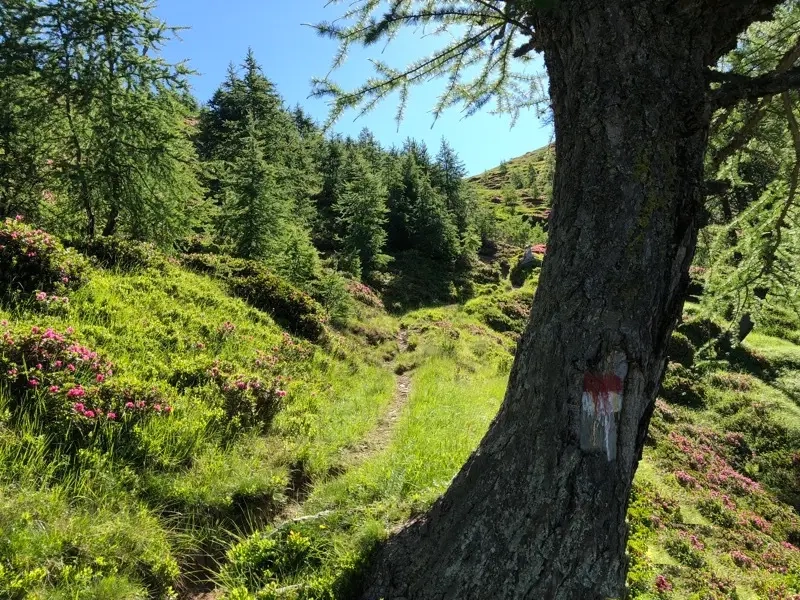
0;261;398;598
5;228;800;600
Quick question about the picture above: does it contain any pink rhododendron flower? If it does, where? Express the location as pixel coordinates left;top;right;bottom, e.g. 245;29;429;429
655;575;672;593
67;387;85;398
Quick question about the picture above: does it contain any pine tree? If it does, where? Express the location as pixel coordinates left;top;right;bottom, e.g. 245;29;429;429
432;138;470;234
334;152;390;277
387;151;459;261
222;115;288;260
313;138;348;249
198;50;316;228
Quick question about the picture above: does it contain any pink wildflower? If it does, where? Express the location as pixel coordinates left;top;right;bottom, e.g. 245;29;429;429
73;402;85;412
49;386;60;393
67;364;75;372
153;404;162;412
125;401;135;409
31;326;40;334
35;291;47;302
655;575;672;593
35;363;42;370
107;412;117;420
96;373;104;383
67;387;85;398
28;378;38;387
277;390;287;398
83;410;95;419
164;406;173;414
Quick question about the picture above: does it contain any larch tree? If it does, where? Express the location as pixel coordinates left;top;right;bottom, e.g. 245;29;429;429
312;1;800;598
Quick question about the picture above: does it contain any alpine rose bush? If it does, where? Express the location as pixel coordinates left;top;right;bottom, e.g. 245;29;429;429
0;216;88;301
0;322;171;456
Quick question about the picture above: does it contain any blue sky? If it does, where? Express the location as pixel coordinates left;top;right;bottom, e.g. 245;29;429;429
154;1;553;175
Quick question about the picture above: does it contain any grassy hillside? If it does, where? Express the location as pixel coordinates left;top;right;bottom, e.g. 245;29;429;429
3;217;800;600
467;144;554;227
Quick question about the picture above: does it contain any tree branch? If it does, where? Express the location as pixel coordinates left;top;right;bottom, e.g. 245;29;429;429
711;65;800;109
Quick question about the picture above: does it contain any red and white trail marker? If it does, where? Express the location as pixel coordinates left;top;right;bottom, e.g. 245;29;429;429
580;352;628;461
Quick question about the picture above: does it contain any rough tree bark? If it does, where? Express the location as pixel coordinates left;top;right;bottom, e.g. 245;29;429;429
358;2;783;599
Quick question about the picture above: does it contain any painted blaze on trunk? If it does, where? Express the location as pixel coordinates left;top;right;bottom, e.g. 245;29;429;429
357;2;785;599
581;351;628;461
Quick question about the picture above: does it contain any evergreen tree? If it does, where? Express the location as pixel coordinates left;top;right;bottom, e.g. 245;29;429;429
433;138;470;234
273;223;322;287
37;0;203;243
334;153;389;277
198;50;316;227
222;115;288;260
0;0;59;221
313;138;348;248
387;151;459;261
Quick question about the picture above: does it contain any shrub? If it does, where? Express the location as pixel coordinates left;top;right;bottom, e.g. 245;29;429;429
667;331;695;367
231;272;327;342
660;363;705;407
181;254;328;341
200;332;309;432
710;371;755;391
665;534;705;568
0;216;88;300
73;236;167;271
221;526;327;593
686;265;706;301
347;280;384;310
697;497;737;528
677;316;723;349
313;270;353;328
509;260;536;287
0;323;171;458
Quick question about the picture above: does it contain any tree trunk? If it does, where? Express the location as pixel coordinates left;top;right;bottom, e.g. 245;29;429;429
103;204;119;237
358;4;721;600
